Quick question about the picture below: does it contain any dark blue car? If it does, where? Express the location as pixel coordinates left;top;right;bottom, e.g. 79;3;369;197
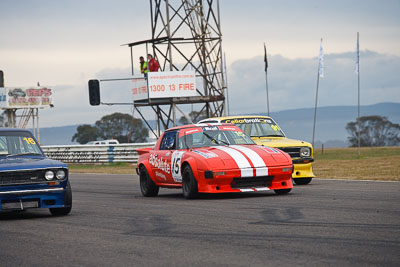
0;129;72;215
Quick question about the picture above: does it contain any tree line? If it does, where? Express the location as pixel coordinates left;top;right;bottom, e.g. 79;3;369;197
72;112;148;144
1;111;398;146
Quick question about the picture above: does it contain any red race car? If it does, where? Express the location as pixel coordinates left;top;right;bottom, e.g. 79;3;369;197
137;124;293;199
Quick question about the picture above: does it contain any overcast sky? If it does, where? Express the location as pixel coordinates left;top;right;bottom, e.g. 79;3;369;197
1;0;399;127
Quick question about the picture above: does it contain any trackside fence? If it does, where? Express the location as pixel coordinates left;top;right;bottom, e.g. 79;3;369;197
41;143;156;163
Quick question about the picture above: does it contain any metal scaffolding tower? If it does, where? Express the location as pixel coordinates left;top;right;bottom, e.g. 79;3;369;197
126;0;226;136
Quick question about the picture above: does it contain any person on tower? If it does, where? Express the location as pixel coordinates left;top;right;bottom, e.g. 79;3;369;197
147;54;160;72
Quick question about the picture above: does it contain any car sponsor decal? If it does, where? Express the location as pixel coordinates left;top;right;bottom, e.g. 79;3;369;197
171;151;185;182
230;145;268;176
183;128;201;135
222;118;268;124
155;171;167;180
218;126;237;131
213;146;253;177
202;126;218;131
239;187;270;192
258;146;280;153
192;149;218;159
149;153;171;174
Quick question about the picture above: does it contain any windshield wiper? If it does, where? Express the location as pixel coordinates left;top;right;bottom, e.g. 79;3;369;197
203;132;229;146
260;135;283;137
6;152;43;158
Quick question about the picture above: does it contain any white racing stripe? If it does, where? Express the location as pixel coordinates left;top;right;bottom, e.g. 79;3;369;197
231;145;269;176
214;146;253;177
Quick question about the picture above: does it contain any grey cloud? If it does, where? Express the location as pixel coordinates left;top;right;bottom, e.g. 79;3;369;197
227;50;400;115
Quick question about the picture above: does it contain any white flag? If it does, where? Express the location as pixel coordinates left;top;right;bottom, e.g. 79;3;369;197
355;32;360;74
318;38;324;78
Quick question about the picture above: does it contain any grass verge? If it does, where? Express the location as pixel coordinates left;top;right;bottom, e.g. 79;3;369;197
68;147;400;181
313;146;400;181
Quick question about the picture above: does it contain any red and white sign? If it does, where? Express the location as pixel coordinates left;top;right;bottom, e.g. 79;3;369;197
131;78;148;101
147;71;197;99
131;71;197;101
0;87;53;108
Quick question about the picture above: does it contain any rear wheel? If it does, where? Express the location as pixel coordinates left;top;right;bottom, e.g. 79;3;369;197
50;182;72;216
294;177;312;185
182;165;198;199
140;166;159;197
274;188;291;195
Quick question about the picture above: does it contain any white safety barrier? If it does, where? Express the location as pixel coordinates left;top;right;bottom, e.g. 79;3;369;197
41;143;156;163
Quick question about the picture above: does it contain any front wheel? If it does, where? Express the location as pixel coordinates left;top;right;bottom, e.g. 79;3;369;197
294;177;312;185
274;188;291;195
182;165;198;199
140;166;159;197
50;182;72;216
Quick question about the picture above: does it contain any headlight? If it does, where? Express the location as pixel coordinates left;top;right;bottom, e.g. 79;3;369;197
56;170;66;180
45;170;55;180
300;147;311;157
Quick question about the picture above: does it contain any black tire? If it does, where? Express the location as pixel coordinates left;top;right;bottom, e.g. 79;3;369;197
50;182;72;216
294;177;312;185
139;166;159;197
274;188;292;195
182;165;198;199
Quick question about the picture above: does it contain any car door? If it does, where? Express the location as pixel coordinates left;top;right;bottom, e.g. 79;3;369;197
153;130;179;183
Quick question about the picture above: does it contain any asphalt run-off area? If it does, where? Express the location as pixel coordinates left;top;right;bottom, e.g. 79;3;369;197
1;174;399;266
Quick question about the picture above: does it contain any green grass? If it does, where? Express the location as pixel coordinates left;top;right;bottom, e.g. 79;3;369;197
69;162;135;174
314;146;400;160
67;147;400;181
313;146;400;181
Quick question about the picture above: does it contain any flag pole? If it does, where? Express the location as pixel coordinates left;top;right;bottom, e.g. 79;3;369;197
264;43;270;116
312;71;320;148
356;32;361;157
312;38;323;148
223;53;230;116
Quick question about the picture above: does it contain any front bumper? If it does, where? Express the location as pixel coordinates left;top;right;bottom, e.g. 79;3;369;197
292;160;315;179
0;186;66;211
196;167;293;193
0;188;64;196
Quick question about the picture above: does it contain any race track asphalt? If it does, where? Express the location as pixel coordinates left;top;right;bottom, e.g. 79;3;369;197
1;174;399;267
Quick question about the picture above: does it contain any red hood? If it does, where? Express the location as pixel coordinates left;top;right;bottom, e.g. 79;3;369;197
189;145;291;175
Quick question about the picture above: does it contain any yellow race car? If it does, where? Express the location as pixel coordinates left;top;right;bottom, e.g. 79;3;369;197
198;116;315;185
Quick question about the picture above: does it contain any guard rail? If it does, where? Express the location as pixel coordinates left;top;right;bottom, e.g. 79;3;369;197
41;143;156;163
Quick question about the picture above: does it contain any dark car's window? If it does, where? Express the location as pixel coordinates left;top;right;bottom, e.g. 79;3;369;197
159;131;178;150
0;131;43;156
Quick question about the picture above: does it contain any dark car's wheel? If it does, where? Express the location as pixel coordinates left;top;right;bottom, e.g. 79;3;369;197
140;166;159;197
182;165;198;199
50;182;72;216
294;177;312;185
274;188;292;195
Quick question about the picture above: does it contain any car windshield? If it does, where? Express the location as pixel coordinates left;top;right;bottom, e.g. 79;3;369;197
0;132;43;157
178;127;255;149
222;118;285;138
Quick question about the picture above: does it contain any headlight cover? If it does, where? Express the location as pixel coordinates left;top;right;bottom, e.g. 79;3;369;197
300;147;311;157
45;170;55;180
56;170;66;180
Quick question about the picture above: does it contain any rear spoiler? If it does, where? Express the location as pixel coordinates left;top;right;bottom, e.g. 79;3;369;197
136;147;153;156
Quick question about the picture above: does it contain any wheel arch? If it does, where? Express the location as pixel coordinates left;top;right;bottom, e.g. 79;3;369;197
138;161;156;182
181;157;199;182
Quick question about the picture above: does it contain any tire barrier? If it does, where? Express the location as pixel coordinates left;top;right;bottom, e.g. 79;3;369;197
41;143;156;163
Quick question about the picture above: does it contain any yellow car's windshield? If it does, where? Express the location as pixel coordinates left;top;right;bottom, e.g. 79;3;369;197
221;118;285;138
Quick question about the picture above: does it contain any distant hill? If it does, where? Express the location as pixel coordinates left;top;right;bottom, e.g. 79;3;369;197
262;102;400;148
32;125;80;146
34;102;400;147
